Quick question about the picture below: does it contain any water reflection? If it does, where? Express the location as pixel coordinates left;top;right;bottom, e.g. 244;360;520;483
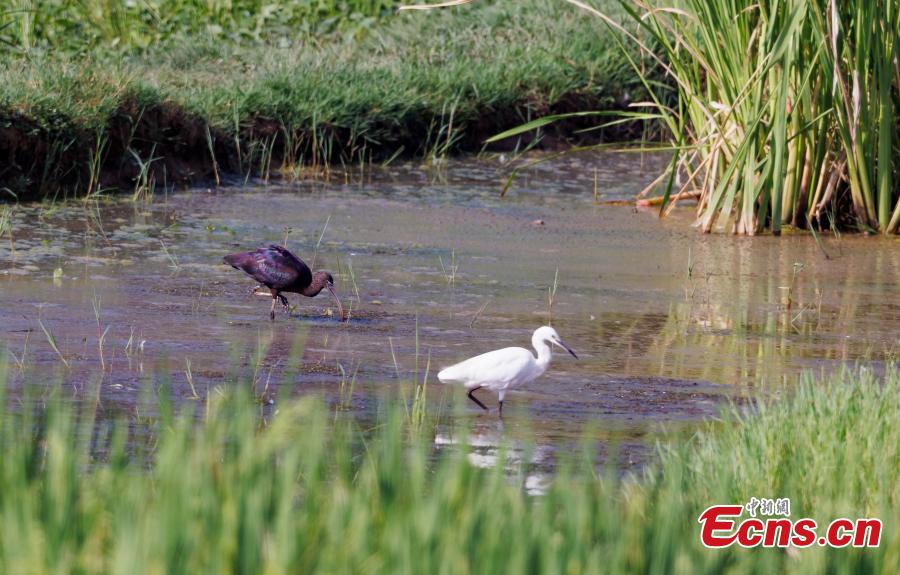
434;421;555;496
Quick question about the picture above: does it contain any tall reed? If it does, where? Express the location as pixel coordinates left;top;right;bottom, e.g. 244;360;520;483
580;0;900;234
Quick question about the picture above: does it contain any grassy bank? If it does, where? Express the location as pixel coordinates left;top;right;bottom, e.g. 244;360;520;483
0;0;399;51
0;358;897;573
0;1;649;200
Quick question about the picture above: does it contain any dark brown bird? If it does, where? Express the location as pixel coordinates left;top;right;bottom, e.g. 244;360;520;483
223;244;344;321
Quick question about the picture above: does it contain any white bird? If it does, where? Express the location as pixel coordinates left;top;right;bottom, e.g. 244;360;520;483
438;326;578;415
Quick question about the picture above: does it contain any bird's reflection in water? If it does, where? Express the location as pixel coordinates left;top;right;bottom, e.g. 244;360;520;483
433;419;554;495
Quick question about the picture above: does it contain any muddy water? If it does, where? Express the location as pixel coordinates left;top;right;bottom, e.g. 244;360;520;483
1;152;898;471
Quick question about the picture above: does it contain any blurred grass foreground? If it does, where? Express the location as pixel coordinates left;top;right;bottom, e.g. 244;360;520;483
0;357;897;573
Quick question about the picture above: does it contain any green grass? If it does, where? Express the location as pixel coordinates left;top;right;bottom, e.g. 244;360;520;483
0;1;649;199
0;0;399;52
0;355;897;573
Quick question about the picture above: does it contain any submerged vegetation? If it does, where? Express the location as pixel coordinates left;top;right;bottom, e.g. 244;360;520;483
0;357;897;572
0;1;646;200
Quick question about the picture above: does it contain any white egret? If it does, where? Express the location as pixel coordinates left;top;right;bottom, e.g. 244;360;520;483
437;326;577;415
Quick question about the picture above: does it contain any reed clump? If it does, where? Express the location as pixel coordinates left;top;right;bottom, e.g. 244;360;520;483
0;357;897;573
601;0;900;235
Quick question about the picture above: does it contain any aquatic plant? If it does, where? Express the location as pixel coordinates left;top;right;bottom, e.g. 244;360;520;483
0;355;897;572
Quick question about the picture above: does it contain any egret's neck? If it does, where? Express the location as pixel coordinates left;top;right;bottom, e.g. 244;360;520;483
532;336;552;369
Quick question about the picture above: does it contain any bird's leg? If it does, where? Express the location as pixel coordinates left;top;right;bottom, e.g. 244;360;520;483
466;388;488;411
498;401;503;417
278;294;290;314
269;289;279;320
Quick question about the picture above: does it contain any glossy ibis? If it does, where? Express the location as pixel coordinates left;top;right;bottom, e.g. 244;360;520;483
437;326;577;415
223;244;344;321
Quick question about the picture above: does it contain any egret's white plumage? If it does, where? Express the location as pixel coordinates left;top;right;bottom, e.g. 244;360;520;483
438;326;577;414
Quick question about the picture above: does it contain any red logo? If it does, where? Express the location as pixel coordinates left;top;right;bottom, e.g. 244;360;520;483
698;502;881;549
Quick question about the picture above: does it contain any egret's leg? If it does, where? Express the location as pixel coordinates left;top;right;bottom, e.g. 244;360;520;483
498;390;506;417
466;387;488;411
498;401;503;416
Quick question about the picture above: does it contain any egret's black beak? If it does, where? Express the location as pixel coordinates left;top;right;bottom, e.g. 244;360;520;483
553;339;578;359
326;282;345;321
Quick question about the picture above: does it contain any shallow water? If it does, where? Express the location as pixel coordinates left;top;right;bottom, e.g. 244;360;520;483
1;151;898;470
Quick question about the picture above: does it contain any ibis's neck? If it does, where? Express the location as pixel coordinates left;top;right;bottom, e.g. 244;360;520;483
302;274;327;297
532;337;552;369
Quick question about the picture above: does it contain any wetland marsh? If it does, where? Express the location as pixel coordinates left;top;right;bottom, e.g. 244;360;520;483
2;152;896;465
1;152;898;574
1;0;899;571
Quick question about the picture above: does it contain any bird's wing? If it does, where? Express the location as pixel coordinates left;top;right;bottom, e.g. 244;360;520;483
263;244;310;273
259;244;312;289
438;347;534;389
223;244;310;290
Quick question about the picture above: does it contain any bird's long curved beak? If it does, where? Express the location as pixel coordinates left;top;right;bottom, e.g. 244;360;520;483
326;284;345;321
553;339;578;359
